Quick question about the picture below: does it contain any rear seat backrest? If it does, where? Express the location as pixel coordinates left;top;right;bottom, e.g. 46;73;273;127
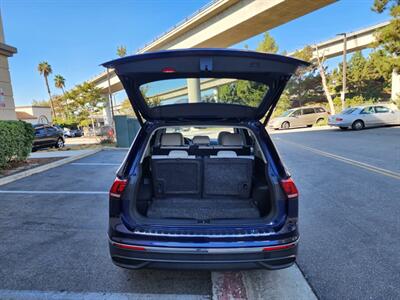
152;133;201;197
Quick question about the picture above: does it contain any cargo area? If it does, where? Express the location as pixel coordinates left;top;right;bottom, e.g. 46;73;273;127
132;127;274;222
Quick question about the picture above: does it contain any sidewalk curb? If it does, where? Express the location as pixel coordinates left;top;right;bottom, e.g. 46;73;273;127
0;149;102;186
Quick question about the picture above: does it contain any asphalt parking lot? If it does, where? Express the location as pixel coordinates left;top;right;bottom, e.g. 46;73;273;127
0;126;399;299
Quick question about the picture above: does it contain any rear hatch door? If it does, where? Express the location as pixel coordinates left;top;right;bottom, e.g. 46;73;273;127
102;49;308;123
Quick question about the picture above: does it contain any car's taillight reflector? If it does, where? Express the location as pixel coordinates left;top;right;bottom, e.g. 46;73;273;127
109;178;127;198
280;178;298;199
112;242;146;251
336;117;343;121
263;242;297;252
162;67;176;73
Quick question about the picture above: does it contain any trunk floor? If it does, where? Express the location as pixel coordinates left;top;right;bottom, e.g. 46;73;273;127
147;197;260;220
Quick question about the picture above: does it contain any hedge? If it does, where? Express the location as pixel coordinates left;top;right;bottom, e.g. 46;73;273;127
0;120;34;170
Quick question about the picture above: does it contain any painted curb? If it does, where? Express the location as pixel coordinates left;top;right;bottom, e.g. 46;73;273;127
0;149;102;186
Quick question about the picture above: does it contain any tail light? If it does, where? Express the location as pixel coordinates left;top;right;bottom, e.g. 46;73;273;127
280;178;298;199
110;178;128;198
335;117;343;121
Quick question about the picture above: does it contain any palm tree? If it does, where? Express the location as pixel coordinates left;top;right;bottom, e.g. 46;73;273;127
38;61;55;117
54;74;66;94
117;45;127;57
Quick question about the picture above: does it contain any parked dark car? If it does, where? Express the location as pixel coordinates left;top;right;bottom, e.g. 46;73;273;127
33;124;65;150
103;49;307;270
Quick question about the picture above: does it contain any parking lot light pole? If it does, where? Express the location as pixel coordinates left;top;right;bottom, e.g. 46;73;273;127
337;33;347;111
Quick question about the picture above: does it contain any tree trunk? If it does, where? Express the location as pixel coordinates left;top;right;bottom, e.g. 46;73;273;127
44;75;56;119
315;46;336;114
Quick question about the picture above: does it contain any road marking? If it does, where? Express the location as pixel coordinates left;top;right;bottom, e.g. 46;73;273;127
70;162;120;166
0;289;208;300
279;139;400;180
0;190;108;195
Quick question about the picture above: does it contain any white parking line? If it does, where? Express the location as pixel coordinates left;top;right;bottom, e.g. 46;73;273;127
0;289;208;300
279;139;400;180
0;190;108;195
70;163;120;166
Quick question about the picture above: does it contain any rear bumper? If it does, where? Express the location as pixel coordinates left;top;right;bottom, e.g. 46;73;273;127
109;239;298;270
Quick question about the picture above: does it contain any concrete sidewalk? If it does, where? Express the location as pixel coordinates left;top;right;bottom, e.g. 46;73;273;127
29;149;98;159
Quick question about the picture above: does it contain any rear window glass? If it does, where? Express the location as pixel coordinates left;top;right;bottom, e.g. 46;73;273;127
140;78;269;108
342;108;358;114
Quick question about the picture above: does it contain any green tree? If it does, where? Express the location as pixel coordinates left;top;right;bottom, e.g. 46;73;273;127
256;32;278;53
37;61;55;117
62;82;106;127
372;0;400;60
54;75;66;94
117;45;127;57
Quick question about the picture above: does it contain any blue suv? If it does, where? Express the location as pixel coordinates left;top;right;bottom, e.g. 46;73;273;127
104;49;307;270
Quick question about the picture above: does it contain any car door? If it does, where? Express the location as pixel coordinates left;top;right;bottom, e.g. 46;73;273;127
359;106;378;126
44;125;59;146
301;108;316;126
374;106;395;125
33;126;47;148
288;109;303;127
102;49;309;125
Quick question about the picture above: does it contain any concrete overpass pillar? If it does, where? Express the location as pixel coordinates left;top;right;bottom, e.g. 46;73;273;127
392;68;400;106
187;78;201;103
102;94;113;126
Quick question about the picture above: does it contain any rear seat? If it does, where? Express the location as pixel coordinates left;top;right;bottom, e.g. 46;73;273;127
203;133;254;198
151;132;253;199
151;133;202;198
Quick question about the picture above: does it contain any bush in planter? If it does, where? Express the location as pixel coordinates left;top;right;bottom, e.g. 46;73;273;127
0;120;34;169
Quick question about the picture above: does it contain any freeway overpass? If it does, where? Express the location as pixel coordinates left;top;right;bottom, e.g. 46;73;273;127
145;21;393;102
89;0;337;123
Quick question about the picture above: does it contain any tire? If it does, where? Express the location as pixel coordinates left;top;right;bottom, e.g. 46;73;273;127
281;121;290;130
351;120;365;130
55;138;64;148
316;118;325;125
339;126;348;130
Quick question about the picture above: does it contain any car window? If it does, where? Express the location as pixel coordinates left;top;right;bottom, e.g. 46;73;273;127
35;127;46;135
140;78;269;108
46;126;57;133
292;110;301;117
360;106;375;114
342;108;358;114
302;108;315;115
315;107;326;113
375;106;390;113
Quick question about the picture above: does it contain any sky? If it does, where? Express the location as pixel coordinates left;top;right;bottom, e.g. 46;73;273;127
0;0;390;106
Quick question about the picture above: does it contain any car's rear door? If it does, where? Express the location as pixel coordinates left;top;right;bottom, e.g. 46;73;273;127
102;49;308;124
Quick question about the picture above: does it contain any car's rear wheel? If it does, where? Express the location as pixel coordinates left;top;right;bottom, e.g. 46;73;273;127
316;118;325;125
281;122;290;130
55;138;64;148
352;120;365;130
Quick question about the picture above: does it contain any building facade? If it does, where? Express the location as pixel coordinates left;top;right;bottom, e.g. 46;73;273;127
0;10;17;120
15;105;52;124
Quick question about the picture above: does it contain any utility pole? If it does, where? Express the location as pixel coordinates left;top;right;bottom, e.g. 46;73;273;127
337;33;347;111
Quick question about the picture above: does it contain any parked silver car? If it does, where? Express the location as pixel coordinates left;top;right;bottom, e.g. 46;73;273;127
328;105;400;130
268;106;329;130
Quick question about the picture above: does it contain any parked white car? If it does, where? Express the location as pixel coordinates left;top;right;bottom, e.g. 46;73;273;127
328;105;400;130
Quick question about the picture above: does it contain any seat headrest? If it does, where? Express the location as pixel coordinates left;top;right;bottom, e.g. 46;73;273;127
217;131;231;144
161;133;183;146
193;135;210;145
168;150;189;158
220;133;244;146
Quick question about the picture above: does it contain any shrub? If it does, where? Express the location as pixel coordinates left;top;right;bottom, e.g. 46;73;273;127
0;120;34;170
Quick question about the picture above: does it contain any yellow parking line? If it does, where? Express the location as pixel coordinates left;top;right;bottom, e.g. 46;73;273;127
279;139;400;180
